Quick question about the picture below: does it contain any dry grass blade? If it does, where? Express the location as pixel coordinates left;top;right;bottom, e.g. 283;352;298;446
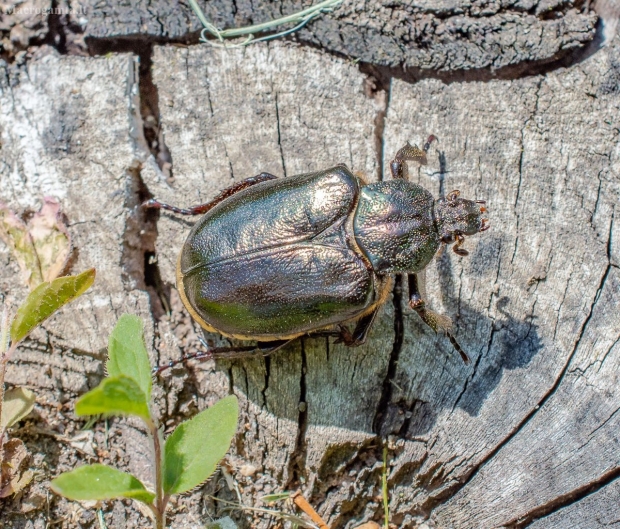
208;495;320;529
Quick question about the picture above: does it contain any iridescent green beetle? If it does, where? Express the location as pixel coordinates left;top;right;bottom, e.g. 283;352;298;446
147;137;489;369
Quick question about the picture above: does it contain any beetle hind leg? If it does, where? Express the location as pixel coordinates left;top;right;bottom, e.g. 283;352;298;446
154;336;294;375
144;172;278;215
407;273;470;364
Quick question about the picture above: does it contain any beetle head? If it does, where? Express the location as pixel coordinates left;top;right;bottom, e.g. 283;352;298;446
435;190;489;256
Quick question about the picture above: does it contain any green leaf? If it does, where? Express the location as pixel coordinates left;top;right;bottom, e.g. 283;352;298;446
163;395;238;495
1;387;36;429
107;314;152;401
75;376;150;420
10;268;96;344
50;464;155;504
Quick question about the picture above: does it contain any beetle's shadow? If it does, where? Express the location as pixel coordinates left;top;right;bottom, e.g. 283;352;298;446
385;245;543;440
379;148;543;437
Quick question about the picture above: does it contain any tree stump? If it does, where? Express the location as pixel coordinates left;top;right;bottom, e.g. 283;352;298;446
1;4;619;528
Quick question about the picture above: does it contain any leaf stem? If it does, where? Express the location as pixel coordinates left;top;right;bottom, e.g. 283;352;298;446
0;304;13;471
0;304;9;356
147;418;166;529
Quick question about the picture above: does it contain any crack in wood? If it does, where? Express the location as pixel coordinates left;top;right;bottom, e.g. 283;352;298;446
451;326;494;413
508;470;620;528
512;78;543;266
372;275;405;437
287;339;309;488
274;91;288;178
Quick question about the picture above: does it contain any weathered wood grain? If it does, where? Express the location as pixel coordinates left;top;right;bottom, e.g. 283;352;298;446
73;0;597;71
146;37;620;527
528;477;620;528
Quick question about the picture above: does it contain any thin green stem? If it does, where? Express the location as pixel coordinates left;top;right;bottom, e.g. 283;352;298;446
202;14;317;48
96;508;109;529
0;304;9;356
190;0;342;46
187;0;223;40
220;0;340;37
0;305;13;472
0;304;13;425
146;418;166;529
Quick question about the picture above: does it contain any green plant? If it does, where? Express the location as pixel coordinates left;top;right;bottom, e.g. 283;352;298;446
0;269;96;498
51;314;239;529
188;0;342;47
382;445;389;529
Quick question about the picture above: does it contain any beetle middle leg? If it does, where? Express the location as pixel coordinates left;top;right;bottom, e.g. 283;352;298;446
144;172;278;215
407;272;470;364
390;135;437;179
335;308;380;347
307;308;379;347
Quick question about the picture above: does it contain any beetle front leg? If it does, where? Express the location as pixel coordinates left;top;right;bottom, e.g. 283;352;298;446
144;172;278;215
389;135;437;179
407;273;470;364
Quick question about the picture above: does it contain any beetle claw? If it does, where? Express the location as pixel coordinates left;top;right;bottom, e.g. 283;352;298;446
452;233;469;256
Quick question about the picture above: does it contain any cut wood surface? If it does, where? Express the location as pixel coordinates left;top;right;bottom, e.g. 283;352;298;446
0;16;619;529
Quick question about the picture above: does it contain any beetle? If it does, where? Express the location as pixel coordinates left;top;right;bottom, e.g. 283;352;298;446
146;136;489;370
